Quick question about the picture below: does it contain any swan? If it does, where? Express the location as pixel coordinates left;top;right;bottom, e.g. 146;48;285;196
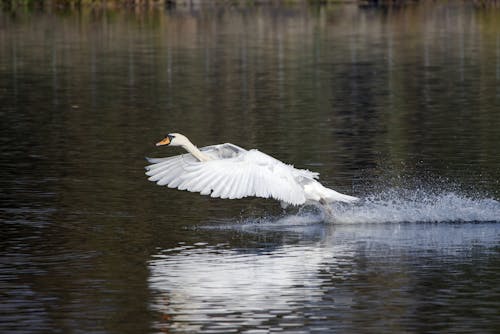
145;133;358;206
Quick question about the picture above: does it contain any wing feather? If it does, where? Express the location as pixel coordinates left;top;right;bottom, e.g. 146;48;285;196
228;171;241;199
221;172;236;199
145;145;310;205
238;164;250;198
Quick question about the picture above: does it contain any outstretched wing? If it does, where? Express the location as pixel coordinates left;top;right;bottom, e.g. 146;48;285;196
145;144;313;205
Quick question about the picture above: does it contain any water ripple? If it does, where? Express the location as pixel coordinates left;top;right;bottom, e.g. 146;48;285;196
149;242;355;333
149;220;500;333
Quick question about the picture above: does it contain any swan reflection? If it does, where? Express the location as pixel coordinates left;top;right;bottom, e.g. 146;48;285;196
148;217;500;333
149;237;354;332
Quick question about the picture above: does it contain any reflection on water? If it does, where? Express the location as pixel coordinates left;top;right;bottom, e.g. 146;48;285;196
150;220;500;333
150;244;347;333
1;2;500;334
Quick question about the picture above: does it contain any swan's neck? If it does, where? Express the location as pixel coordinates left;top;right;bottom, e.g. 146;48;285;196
182;141;211;162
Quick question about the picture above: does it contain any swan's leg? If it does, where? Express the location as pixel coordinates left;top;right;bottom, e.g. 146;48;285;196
319;199;335;220
280;201;290;209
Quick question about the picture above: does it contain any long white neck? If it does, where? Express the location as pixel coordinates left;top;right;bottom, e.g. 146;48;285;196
182;140;211;162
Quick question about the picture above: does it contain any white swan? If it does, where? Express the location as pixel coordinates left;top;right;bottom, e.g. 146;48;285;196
145;133;358;206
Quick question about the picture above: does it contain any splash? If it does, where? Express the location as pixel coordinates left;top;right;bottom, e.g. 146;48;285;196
202;184;500;228
327;188;500;224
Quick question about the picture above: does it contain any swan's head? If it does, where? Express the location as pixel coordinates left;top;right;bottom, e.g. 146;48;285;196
156;133;188;147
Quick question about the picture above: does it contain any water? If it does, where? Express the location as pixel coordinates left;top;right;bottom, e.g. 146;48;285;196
151;221;500;333
1;2;500;333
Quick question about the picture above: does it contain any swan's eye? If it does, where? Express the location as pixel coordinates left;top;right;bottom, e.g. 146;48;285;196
167;134;175;140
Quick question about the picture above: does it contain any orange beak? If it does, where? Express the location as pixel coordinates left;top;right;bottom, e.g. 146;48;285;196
156;136;171;146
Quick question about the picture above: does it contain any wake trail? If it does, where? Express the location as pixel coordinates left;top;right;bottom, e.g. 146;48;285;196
327;188;500;224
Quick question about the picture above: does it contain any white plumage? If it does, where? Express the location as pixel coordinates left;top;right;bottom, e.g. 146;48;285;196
145;133;358;206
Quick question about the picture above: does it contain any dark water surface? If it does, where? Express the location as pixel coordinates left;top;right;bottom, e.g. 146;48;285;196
1;3;500;333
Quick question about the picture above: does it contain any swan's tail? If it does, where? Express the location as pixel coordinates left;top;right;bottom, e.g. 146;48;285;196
322;187;359;203
305;181;359;203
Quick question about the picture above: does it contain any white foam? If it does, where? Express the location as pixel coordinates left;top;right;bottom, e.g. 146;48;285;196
327;188;500;224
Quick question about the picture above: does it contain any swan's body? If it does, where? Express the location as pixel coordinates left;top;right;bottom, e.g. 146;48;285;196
145;133;358;206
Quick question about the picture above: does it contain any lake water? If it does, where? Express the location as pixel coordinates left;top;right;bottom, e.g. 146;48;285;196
1;2;500;333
